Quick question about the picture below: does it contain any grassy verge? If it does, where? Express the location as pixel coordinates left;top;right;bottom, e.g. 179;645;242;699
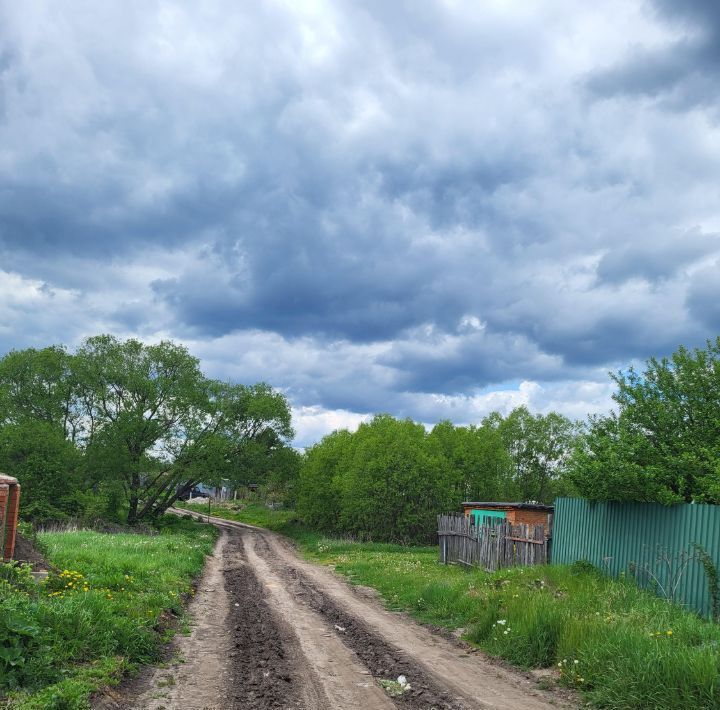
1;516;217;710
186;502;720;709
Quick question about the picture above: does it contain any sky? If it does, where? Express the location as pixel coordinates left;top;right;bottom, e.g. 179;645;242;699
1;0;719;447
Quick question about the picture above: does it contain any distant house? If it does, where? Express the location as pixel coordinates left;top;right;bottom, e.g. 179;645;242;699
461;501;553;533
192;481;232;501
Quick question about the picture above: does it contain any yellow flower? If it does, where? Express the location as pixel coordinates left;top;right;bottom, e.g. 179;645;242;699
666;630;673;636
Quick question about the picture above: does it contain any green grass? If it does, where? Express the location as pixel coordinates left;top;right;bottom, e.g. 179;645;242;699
196;502;720;709
0;516;217;710
178;500;298;531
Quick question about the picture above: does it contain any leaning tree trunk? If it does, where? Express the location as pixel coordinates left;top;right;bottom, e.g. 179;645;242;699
126;472;140;525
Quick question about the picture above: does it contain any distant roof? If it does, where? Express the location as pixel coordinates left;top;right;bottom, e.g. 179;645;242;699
461;501;554;511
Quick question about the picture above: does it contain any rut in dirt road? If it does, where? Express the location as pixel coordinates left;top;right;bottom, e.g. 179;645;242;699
223;533;319;709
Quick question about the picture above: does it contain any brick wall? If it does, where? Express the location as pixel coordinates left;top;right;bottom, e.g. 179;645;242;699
512;509;551;528
0;474;20;562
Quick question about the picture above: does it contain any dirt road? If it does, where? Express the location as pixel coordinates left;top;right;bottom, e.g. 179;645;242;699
113;513;573;710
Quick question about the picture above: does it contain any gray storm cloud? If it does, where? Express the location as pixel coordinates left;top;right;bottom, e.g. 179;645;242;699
0;0;718;444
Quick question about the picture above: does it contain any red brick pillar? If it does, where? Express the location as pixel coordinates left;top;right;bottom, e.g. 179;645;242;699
0;475;20;562
5;484;20;562
0;483;8;560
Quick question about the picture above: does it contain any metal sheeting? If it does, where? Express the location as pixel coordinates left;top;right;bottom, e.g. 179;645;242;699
551;497;720;618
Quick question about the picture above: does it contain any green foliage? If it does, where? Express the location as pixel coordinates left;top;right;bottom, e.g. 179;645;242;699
1;520;216;707
0;563;37;600
0;335;294;524
298;429;353;533
0;608;41;690
298;415;450;543
427;420;511;502
488;407;578;503
297;411;576;543
0;346;78;431
338;415;446;543
569;337;720;504
569;559;601;577
0;421;82;523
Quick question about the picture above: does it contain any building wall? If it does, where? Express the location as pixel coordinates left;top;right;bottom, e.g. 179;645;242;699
508;509;550;528
463;505;551;532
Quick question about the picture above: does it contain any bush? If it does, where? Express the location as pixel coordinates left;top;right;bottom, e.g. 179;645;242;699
569;559;601;577
0;605;41;689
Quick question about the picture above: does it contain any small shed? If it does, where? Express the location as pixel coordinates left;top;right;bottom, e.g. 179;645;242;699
462;501;553;533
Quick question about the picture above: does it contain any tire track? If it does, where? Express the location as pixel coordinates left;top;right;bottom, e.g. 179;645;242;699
252;532;474;709
223;533;319;709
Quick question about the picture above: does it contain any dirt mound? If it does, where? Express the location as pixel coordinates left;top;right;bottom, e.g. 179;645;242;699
12;533;56;573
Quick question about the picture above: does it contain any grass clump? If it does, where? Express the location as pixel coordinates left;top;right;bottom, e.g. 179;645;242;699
1;516;217;709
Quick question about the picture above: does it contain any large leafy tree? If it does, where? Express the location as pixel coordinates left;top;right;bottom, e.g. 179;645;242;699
427;420;511;504
0;346;85;520
297;429;354;532
0;335;293;523
74;335;210;523
486;407;577;503
339;415;445;543
569;338;720;504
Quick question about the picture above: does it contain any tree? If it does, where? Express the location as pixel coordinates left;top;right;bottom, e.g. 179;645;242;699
0;347;86;520
0;335;294;523
568;338;720;504
0;421;82;522
297;429;353;533
72;335;213;523
0;346;81;438
136;381;293;521
338;415;445;543
488;407;576;503
297;416;448;543
427;420;511;505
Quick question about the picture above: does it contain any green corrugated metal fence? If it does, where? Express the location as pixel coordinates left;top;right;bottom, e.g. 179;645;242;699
551;497;720;618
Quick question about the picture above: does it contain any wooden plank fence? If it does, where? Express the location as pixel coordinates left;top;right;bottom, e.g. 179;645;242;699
437;513;548;571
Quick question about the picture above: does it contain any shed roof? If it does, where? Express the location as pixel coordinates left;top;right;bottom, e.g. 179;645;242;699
461;501;553;512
